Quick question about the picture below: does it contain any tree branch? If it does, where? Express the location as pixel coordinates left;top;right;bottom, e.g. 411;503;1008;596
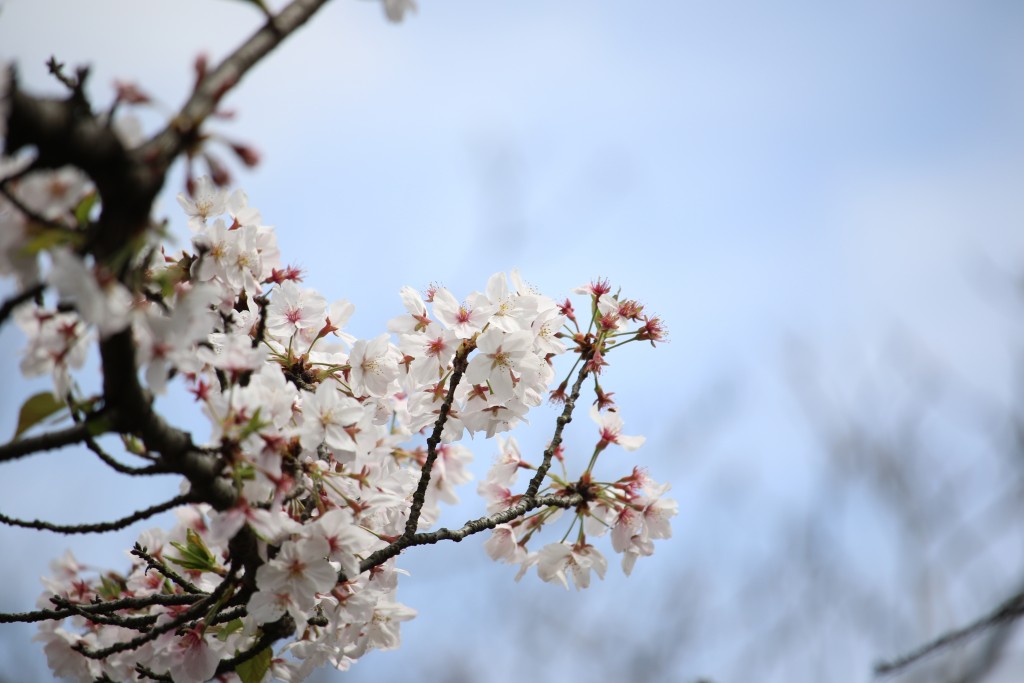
0;421;97;464
402;344;471;538
0;494;192;534
131;544;203;594
4;0;332;263
135;664;173;683
525;353;591;498
214;615;293;676
83;435;165;476
347;348;594;579
409;493;583;546
0;593;202;624
141;0;332;175
75;568;237;660
49;596;157;631
0;176;75;233
354;493;583;577
99;330;236;510
0;282;44;328
875;589;1024;675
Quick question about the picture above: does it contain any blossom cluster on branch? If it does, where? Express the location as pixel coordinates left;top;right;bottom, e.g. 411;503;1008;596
0;3;672;682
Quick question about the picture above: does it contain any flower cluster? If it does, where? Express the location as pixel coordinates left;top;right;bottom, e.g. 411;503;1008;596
0;168;672;682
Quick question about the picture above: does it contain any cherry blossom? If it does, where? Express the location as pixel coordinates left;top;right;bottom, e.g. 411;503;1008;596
464;328;537;400
299;382;364;454
535;542;608;591
177;175;227;230
0;0;678;667
252;536;339;622
48;249;133;338
431;287;495;339
2;160;671;680
266;280;328;339
484;523;526;564
14;306;89;396
590;404;646;452
348;333;399;397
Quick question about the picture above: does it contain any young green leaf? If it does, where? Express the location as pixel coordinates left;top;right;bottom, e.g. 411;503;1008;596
236;645;272;683
73;190;98;228
215;618;245;642
168;528;219;573
97;573;124;601
13;392;67;439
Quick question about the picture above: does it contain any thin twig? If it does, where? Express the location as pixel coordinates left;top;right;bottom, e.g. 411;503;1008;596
134;664;173;682
353;493;583;578
131;544;202;594
75;567;237;660
875;591;1024;675
402;344;471;538
0;282;45;328
0;592;202;624
525;351;592;498
49;596;157;631
349;348;594;579
409;493;583;545
209;605;247;626
340;346;473;582
0;493;191;534
0;178;74;233
83;436;165;476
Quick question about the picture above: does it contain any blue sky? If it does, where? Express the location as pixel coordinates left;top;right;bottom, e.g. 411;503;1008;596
2;0;1024;680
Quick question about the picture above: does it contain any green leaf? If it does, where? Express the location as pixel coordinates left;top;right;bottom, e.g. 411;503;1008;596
14;392;67;439
168;529;219;573
21;227;81;255
233;462;256;484
215;618;245;642
97;573;124;600
236;645;272;683
152;259;190;298
236;407;269;441
121;433;146;454
73;190;99;228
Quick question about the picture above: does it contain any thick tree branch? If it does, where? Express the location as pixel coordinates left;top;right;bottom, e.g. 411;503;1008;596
4;0;332;262
141;0;331;175
1;0;335;508
214;615;294;676
99;330;236;510
0;421;97;464
5;72;151;261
